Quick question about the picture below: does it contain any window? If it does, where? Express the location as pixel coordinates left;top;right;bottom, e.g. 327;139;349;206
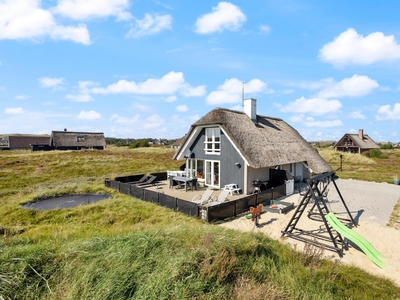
204;128;221;154
77;136;85;142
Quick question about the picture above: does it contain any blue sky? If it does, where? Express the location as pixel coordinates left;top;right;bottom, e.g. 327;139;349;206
1;0;400;142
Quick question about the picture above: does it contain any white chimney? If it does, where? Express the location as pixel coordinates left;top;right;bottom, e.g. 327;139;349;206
244;98;257;123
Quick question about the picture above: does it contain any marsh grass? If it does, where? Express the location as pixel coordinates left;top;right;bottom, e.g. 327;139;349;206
1;147;400;299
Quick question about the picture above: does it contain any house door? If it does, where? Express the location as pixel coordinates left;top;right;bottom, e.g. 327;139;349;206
205;160;219;188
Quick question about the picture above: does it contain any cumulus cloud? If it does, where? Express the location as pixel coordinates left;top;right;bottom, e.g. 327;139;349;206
165;95;177;102
65;81;96;102
195;2;246;34
90;71;204;96
319;28;400;66
304;119;343;128
280;97;342;115
376;103;400;120
0;0;91;45
206;78;267;105
77;110;101;120
349;110;366;119
38;77;65;89
176;105;188;112
52;0;132;21
111;113;140;124
5;107;24;114
65;94;94;102
15;95;30;100
318;75;379;98
143;114;165;129
260;25;271;34
126;13;172;38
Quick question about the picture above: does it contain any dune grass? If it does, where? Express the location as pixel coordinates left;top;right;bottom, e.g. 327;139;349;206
1;146;400;299
317;147;400;183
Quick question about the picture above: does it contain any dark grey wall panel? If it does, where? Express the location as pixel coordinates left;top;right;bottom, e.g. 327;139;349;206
177;199;198;217
159;194;176;210
144;190;159;203
119;183;130;195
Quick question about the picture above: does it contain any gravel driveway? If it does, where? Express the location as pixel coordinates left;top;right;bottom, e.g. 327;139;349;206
326;179;400;226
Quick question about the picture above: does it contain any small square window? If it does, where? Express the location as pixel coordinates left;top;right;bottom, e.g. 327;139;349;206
77;136;85;142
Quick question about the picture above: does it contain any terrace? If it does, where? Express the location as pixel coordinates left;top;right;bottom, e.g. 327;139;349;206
106;171;293;222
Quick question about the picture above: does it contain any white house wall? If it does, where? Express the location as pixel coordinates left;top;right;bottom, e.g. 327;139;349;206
246;166;270;194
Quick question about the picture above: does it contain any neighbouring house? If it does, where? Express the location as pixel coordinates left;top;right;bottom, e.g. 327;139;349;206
0;134;50;150
50;129;106;150
171;136;185;150
334;129;379;154
173;98;332;195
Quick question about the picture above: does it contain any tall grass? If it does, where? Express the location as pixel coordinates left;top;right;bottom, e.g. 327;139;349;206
1;147;400;299
318;147;400;183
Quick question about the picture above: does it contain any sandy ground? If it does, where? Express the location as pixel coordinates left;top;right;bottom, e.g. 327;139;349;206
219;179;400;287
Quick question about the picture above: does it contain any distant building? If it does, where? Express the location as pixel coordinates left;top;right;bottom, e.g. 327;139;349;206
171;136;185;150
0;134;50;150
334;129;379;154
50;129;106;150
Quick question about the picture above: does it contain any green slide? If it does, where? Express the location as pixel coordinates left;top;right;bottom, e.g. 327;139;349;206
324;212;387;269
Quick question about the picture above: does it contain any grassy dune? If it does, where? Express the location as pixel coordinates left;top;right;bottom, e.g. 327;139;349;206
1;146;400;299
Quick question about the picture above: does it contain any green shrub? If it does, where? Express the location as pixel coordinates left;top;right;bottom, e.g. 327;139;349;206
380;143;394;149
364;149;389;159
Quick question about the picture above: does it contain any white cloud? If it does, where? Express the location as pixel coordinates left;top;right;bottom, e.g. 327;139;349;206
195;2;246;34
111;114;140;124
318;75;379;98
15;95;30;100
206;78;268;105
52;0;132;21
65;94;94;102
39;77;65;89
126;13;172;38
65;80;96;102
180;84;206;97
165;95;177;102
176;105;188;112
349;110;366;119
376;103;400;120
77;110;101;120
143;114;165;129
260;25;271;34
5;107;24;114
280;97;342;115
304;119;343;128
319;28;400;66
0;0;91;45
91;71;203;96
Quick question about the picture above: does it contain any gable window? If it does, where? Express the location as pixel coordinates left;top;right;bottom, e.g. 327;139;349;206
204;128;220;154
77;136;85;142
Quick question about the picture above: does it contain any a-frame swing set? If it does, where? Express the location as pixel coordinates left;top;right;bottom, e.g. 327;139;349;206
281;171;357;257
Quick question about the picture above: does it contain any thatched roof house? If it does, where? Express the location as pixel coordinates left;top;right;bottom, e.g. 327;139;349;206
50;130;106;150
0;134;50;150
334;130;379;154
174;98;332;194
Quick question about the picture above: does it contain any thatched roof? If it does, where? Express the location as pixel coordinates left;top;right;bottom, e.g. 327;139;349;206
175;108;332;174
51;131;106;147
334;133;379;150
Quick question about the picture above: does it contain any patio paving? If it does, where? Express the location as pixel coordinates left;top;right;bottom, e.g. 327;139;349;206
141;179;248;203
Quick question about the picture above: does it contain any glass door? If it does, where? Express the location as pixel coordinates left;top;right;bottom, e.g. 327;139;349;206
205;160;220;188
